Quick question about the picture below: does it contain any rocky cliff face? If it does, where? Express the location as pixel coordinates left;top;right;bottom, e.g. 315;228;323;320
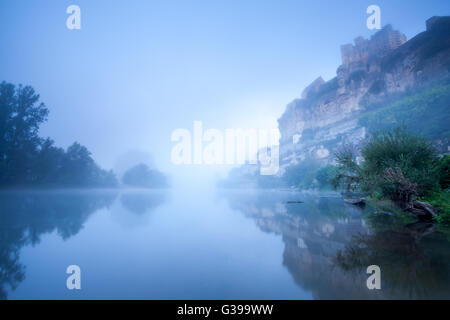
277;17;450;173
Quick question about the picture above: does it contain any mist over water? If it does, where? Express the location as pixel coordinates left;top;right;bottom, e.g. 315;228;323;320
1;0;450;302
2;0;449;175
1;187;449;300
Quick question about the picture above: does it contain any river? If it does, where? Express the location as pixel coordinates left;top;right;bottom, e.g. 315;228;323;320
1;188;449;299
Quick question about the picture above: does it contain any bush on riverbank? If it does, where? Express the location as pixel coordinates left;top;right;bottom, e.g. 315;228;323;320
330;127;449;225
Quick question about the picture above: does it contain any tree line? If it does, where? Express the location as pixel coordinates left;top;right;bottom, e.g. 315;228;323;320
0;81;118;188
0;81;172;189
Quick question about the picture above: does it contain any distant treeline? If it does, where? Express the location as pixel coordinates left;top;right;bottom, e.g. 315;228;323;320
0;82;172;189
122;163;169;189
0;82;117;188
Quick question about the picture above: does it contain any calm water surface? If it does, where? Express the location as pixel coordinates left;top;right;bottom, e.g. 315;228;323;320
1;188;449;300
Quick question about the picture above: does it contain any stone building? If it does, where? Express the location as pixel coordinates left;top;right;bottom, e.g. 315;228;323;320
340;25;406;69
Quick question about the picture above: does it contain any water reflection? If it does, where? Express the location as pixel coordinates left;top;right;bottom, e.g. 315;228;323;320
120;192;167;215
0;190;167;299
220;190;450;299
335;219;450;299
1;189;448;299
0;191;117;299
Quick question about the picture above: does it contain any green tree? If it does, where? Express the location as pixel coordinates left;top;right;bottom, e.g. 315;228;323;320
315;165;337;190
435;154;450;190
360;127;440;199
329;144;362;192
0;82;48;185
283;158;320;189
0;81;118;188
331;127;442;209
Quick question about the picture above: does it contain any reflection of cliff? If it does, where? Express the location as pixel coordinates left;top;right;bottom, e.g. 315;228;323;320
0;191;117;299
277;17;450;170
335;221;450;299
282;235;378;299
222;191;377;298
221;191;450;299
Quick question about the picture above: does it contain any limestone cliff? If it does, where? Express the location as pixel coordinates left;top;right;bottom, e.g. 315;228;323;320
278;17;450;173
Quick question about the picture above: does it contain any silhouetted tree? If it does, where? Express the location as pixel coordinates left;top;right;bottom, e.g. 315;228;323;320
122;163;168;188
0;82;48;185
0;82;118;188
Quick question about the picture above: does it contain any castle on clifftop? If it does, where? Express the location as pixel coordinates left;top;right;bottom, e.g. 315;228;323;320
340;25;406;69
275;16;450;172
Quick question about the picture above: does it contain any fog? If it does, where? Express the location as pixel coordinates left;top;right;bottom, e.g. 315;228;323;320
1;0;448;186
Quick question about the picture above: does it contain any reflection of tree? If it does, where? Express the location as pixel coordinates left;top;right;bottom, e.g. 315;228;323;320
120;192;166;215
282;235;380;299
0;191;117;299
334;219;450;299
220;190;450;299
0;228;25;300
221;191;374;298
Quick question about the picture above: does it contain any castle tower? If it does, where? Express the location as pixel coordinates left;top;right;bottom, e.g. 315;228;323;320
340;25;406;67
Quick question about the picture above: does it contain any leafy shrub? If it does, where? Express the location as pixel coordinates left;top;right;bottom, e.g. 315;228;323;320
435;154;450;190
329;144;362;192
420;191;450;225
360;127;440;198
315;165;337;190
283;158;321;189
330;126;450;226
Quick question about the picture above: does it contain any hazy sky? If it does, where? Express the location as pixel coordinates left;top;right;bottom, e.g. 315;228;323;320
1;0;449;182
